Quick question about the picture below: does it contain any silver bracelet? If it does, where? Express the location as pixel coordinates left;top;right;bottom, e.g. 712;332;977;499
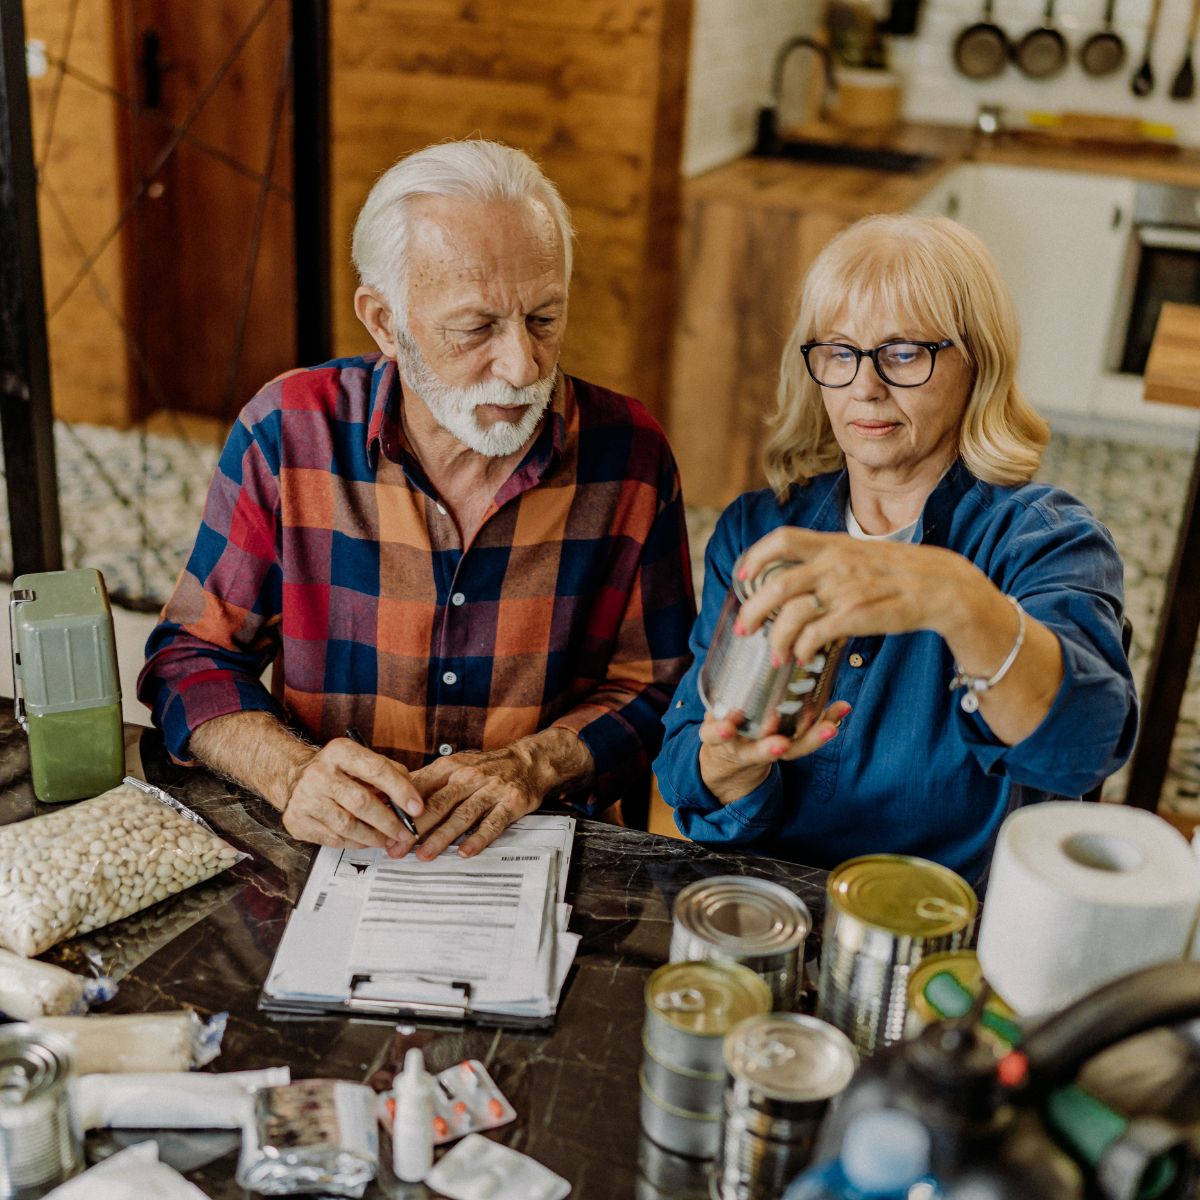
949;595;1026;714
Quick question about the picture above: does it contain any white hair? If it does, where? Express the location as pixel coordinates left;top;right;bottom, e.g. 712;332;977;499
351;140;575;324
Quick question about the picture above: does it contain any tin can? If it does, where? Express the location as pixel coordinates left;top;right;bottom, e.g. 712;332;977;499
817;855;978;1057
0;1024;82;1200
699;558;844;740
669;876;811;1011
636;1132;712;1200
715;1012;858;1200
905;950;1020;1049
640;961;772;1159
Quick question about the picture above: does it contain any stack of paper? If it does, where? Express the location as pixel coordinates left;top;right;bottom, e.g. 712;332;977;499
260;815;578;1027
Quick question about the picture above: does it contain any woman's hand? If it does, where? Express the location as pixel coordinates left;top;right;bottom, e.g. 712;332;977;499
699;701;852;805
734;526;971;665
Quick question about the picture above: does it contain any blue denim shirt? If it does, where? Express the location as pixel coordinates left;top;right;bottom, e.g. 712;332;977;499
654;461;1138;888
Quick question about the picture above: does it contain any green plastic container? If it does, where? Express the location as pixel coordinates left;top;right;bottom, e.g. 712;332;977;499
10;568;124;803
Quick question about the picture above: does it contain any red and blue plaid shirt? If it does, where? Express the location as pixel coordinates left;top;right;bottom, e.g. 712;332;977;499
138;355;696;810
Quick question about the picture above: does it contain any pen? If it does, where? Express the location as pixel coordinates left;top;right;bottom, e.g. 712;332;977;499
344;726;419;838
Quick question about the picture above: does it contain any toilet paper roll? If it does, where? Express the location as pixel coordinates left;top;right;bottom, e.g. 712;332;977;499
978;803;1200;1017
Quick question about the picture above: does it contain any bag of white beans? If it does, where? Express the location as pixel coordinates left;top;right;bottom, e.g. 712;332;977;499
0;778;248;957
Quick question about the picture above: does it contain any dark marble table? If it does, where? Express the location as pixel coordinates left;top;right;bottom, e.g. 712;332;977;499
0;713;828;1198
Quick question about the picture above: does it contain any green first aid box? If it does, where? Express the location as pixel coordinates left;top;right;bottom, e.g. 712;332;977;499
10;568;125;803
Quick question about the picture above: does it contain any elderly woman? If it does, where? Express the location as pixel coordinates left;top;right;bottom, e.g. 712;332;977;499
654;213;1137;887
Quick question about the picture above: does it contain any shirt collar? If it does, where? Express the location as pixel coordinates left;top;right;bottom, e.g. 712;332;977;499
365;356;569;488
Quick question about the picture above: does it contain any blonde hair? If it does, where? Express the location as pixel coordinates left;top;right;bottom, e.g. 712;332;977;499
763;213;1049;498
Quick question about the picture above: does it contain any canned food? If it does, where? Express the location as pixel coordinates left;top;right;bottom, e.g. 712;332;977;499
636;1131;712;1200
640;962;772;1159
669;876;811;1011
905;950;1020;1049
699;557;844;740
0;1024;82;1200
817;855;978;1057
715;1013;858;1200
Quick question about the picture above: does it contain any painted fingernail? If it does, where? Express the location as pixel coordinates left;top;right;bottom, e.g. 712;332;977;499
819;725;838;743
770;652;782;668
769;742;787;757
736;565;748;580
733;619;745;636
719;728;733;741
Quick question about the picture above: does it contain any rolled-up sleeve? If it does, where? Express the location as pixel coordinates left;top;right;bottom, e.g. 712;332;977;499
137;412;286;763
956;494;1138;796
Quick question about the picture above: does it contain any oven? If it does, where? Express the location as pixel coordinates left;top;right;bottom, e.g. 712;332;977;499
1113;182;1200;376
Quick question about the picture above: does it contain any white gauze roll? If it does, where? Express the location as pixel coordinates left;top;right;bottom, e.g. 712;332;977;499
978;802;1200;1017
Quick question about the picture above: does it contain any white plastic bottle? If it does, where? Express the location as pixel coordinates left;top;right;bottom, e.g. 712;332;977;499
393;1047;435;1183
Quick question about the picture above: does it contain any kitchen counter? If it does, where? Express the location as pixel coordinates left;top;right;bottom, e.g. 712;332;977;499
0;712;828;1198
685;122;1200;211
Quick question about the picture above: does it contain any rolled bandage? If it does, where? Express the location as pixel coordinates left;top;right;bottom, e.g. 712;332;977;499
35;1010;227;1074
0;949;114;1020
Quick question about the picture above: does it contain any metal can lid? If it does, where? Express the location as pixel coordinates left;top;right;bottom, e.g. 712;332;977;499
731;556;798;609
674;876;810;955
907;950;1016;1033
645;961;772;1037
827;855;977;938
0;1024;75;1105
724;1013;857;1101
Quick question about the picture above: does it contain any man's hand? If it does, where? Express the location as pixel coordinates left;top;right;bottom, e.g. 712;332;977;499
404;728;594;860
281;738;424;852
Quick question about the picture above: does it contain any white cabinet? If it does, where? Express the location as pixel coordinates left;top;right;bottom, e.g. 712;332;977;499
910;164;1139;423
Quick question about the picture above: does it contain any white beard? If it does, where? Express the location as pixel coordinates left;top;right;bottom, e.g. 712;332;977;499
395;333;556;458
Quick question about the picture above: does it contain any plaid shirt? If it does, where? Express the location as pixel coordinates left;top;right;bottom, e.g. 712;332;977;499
138;355;696;810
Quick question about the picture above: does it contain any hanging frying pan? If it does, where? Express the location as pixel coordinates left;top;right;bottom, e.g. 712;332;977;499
1014;0;1069;78
1079;0;1127;76
953;0;1011;79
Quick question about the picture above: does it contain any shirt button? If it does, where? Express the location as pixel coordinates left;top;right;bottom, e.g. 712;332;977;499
451;592;466;607
436;502;447;515
438;743;454;756
849;652;865;668
442;671;458;685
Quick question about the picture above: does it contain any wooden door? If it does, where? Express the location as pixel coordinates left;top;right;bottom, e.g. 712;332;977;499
113;0;296;424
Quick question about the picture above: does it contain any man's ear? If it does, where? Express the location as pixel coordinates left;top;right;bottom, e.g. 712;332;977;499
354;287;400;358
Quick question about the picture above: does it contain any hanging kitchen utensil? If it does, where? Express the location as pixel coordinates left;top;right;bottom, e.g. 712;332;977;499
1130;0;1163;95
1169;0;1200;97
1014;0;1069;78
1078;0;1127;76
953;0;1011;79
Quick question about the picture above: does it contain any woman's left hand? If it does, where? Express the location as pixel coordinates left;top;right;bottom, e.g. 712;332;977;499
734;526;973;665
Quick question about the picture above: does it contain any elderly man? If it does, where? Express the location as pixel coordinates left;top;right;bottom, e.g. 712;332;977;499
139;140;694;860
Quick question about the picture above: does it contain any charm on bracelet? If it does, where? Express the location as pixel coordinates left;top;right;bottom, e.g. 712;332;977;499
949;596;1026;713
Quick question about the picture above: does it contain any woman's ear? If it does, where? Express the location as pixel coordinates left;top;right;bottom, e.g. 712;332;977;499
354;287;400;358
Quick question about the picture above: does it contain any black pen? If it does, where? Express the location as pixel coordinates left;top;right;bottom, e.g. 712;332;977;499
344;727;419;838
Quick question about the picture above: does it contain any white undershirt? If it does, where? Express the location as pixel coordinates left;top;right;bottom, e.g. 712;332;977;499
844;501;920;544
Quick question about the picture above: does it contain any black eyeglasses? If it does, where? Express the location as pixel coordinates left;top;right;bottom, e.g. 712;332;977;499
800;339;955;388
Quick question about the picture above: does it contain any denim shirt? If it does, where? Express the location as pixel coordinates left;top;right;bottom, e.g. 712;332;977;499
654;461;1138;888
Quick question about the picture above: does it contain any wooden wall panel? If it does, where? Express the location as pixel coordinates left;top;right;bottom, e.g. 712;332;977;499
25;0;129;426
329;0;691;419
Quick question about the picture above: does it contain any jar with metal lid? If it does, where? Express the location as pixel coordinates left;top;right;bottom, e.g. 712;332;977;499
669;876;811;1011
640;961;772;1160
699;556;844;740
715;1012;858;1200
817;854;978;1057
0;1024;82;1200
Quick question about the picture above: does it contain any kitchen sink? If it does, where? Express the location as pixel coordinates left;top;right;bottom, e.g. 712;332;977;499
753;139;939;174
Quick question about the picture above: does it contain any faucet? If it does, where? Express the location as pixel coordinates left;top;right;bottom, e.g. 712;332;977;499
755;37;837;156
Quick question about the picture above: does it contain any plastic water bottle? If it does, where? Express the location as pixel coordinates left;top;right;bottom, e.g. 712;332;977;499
783;1108;942;1199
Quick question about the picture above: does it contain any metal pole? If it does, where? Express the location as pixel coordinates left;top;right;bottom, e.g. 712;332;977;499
0;1;62;574
291;0;331;366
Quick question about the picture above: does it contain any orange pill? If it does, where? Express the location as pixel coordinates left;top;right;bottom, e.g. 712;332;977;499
488;1097;504;1120
385;1098;395;1120
433;1115;448;1138
454;1100;468;1117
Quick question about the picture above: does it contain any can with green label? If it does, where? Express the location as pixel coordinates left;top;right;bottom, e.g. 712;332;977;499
639;960;772;1159
817;854;977;1056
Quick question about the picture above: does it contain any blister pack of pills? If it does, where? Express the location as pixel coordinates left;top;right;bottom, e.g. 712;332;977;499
381;1058;516;1145
426;1133;570;1200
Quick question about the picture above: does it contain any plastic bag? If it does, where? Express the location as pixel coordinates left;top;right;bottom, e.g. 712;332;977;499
36;1010;227;1074
42;1140;212;1200
0;947;115;1019
0;779;247;956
